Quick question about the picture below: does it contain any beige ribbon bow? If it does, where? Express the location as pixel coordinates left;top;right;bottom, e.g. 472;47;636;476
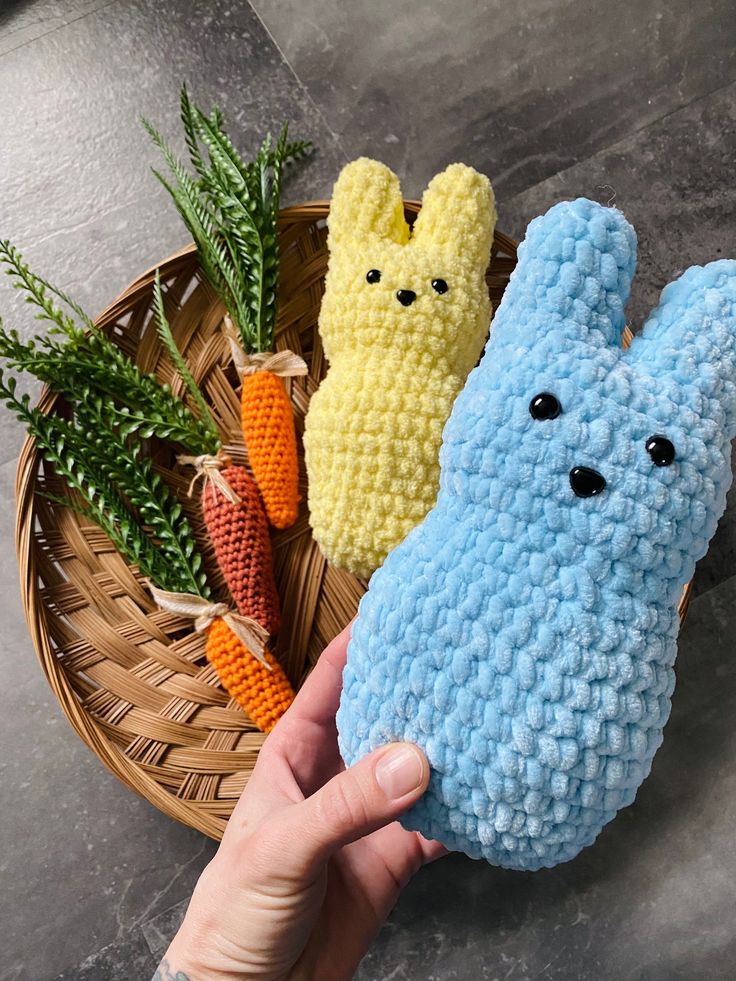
222;314;307;378
177;451;241;505
149;584;272;670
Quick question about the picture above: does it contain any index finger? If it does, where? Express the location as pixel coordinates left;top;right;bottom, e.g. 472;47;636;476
224;621;355;832
283;618;354;730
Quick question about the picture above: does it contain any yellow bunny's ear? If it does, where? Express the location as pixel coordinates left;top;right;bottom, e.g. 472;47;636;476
328;158;410;246
411;163;496;267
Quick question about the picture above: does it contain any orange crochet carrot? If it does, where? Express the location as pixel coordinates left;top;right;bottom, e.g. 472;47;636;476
206;618;294;733
200;463;294;729
240;366;300;530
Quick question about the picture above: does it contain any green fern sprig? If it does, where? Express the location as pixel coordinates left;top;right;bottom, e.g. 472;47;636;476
145;85;312;354
74;394;209;596
142;118;251;335
0;240;87;339
0;315;217;454
0;247;227;597
0;372;177;587
151;270;220;447
179;83;208;184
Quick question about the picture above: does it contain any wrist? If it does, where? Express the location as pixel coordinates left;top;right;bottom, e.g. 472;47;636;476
158;896;230;981
158;853;257;981
152;950;207;981
157;932;210;981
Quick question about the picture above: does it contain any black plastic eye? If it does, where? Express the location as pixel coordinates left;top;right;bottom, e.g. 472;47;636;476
366;269;381;284
646;435;676;467
431;278;448;294
529;392;561;421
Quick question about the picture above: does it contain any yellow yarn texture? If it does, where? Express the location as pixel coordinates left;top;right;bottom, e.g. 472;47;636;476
304;157;496;578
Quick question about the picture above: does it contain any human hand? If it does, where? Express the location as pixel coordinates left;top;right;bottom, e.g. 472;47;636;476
159;621;445;981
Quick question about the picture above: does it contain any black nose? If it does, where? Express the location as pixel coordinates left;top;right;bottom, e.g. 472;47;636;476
570;466;607;498
396;289;416;307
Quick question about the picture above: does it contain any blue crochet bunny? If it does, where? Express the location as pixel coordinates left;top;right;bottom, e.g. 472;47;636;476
336;198;736;870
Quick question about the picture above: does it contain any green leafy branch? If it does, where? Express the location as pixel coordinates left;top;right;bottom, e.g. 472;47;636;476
0;239;91;340
151;269;220;446
74;394;209;596
0;372;183;589
144;83;311;354
0;244;225;597
0;245;218;455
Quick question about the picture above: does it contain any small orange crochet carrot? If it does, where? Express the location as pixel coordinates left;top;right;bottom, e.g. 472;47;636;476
150;577;295;735
206;619;294;733
237;349;305;530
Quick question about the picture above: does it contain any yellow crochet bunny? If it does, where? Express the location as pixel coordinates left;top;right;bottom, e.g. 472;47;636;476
304;157;496;578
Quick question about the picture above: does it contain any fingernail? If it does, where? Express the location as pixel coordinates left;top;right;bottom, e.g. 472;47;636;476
375;745;425;800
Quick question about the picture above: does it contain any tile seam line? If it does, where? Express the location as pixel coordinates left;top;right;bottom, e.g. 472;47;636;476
245;0;347;161
506;71;736;203
0;0;120;59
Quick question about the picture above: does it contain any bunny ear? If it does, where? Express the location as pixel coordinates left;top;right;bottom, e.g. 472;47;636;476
411;164;496;267
626;259;736;435
488;198;637;350
327;158;410;246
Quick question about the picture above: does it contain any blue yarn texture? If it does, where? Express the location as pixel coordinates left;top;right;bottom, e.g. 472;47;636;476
336;198;736;870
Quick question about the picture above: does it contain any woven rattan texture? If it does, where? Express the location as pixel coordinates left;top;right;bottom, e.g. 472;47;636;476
15;203;541;838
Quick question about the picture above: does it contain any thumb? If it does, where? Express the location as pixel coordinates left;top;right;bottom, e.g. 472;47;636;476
285;743;430;875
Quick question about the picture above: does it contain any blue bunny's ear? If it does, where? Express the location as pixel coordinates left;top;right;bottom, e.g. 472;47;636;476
627;259;736;435
489;198;637;350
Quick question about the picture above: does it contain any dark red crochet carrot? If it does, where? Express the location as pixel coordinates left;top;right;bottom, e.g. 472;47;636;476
201;464;294;731
202;464;281;635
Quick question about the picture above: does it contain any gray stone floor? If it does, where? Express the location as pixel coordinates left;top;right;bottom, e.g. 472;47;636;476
1;1;735;978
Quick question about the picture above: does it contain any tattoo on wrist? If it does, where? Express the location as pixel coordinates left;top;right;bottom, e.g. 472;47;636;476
152;959;191;981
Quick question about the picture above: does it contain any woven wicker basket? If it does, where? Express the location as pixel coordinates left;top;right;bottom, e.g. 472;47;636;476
15;201;691;840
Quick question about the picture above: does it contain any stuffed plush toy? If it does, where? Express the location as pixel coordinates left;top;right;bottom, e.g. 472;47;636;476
337;197;736;870
304;158;496;578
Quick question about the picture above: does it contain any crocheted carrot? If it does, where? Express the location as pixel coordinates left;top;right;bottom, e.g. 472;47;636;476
145;86;310;530
233;346;305;530
200;466;294;729
205;619;294;733
201;463;282;636
241;371;298;529
148;577;295;736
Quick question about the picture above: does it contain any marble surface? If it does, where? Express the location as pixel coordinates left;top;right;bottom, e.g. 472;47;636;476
251;0;736;199
0;0;342;465
1;0;736;978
